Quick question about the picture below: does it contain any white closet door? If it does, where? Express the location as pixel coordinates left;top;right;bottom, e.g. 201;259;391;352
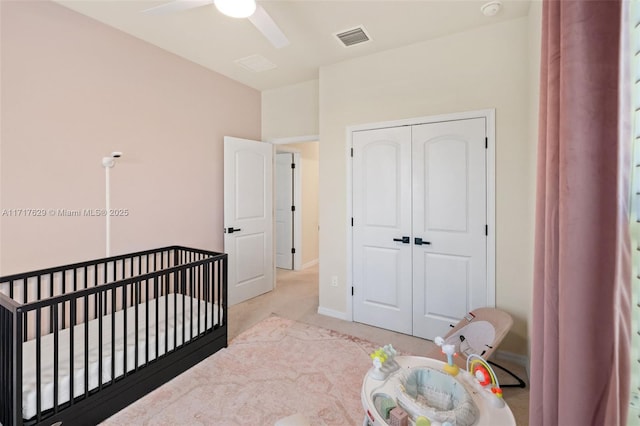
352;127;413;334
411;118;487;340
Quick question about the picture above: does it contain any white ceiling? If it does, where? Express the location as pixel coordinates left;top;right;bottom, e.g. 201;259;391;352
54;0;532;91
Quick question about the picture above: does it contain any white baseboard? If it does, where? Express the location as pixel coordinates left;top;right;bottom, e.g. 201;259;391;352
317;306;349;321
494;350;530;378
301;259;318;269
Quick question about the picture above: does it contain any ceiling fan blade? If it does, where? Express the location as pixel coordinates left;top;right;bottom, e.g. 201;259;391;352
141;0;214;15
248;4;290;49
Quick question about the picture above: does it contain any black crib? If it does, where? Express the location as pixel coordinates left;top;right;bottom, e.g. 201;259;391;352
0;246;227;426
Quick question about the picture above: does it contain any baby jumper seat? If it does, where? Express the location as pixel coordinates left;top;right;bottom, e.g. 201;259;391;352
392;367;478;426
361;356;516;426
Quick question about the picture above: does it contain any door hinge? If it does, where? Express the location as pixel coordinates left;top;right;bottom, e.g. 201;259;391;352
485;225;488;236
351;148;354;157
485;137;488;149
291;205;296;212
291;248;296;254
351;286;354;296
291;163;296;169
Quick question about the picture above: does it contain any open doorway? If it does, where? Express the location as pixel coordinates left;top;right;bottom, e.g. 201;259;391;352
275;142;319;271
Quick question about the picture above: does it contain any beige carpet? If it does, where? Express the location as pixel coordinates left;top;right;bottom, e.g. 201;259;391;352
102;316;381;425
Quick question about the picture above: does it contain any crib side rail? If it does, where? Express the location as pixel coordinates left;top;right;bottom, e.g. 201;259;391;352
0;246;225;426
0;247;223;308
11;250;226;425
0;300;23;426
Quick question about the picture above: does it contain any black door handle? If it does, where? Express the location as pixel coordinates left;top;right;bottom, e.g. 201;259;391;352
415;237;431;245
227;227;242;234
393;236;410;244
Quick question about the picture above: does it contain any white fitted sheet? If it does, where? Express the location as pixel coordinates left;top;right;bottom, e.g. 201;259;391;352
21;294;223;420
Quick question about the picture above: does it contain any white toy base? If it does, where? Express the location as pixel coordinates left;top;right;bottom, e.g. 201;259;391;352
361;356;516;426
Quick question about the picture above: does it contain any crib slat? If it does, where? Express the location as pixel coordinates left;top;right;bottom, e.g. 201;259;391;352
204;263;209;333
84;294;89;399
222;256;227;327
0;286;18;426
36;308;42;422
111;288;116;384
0;309;5;425
131;258;135;309
123;284;127;378
182;269;185;346
214;262;218;328
151;278;154;363
197;264;201;335
54;303;60;413
212;260;216;328
70;298;76;406
158;278;162;357
98;289;103;391
14;312;23;426
62;272;66;329
146;279;150;365
94;265;99;322
103;260;108;313
135;280;139;371
23;280;28;341
209;262;213;329
190;266;194;341
49;274;54;334
173;271;177;351
166;273;170;353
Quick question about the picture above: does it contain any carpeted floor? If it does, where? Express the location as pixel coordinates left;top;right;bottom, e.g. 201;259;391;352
102;316;381;425
7;267;526;425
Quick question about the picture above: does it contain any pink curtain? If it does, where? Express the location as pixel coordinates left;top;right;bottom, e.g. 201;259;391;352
530;1;631;425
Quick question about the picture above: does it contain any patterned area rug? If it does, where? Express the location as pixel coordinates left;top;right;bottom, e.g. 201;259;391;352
102;316;380;425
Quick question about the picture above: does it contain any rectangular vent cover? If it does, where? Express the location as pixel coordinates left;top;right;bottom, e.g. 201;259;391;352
336;27;370;47
235;54;277;72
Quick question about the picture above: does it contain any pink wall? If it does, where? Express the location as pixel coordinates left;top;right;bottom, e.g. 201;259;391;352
0;1;261;275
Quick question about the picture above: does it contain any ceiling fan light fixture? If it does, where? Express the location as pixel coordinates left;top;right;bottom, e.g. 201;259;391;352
214;0;256;18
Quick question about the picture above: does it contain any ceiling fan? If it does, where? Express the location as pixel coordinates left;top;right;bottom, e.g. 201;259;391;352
142;0;290;48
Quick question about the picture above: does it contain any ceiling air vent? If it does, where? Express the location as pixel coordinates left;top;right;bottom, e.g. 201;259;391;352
235;54;277;73
335;26;371;47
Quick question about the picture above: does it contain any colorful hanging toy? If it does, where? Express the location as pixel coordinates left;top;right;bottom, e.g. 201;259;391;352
368;344;399;380
466;354;504;405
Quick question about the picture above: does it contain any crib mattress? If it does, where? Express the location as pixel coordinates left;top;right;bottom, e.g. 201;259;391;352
21;294;223;420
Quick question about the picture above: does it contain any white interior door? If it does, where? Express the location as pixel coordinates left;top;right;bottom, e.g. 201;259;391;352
412;118;487;339
352;127;413;334
224;136;273;305
275;153;294;269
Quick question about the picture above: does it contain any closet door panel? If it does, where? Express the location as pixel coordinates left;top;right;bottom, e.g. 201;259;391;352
422;253;470;320
352;126;412;335
425;139;468;232
412;118;487;340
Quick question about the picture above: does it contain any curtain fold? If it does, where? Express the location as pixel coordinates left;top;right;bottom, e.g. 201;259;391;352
530;1;631;425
